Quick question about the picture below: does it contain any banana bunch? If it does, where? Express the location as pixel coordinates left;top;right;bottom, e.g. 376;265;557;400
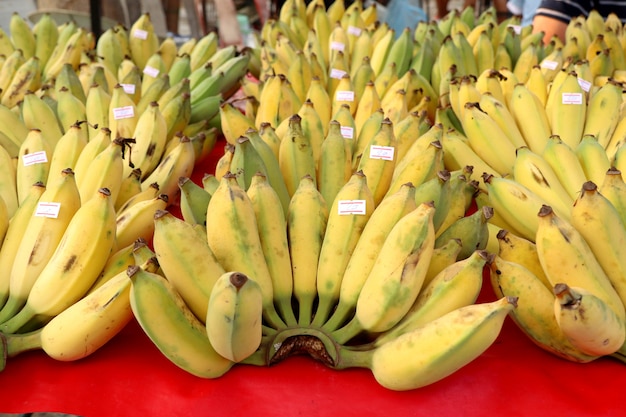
488;174;626;363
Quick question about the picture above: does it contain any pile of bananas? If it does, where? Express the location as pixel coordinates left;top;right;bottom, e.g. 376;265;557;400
2;0;626;393
0;10;250;374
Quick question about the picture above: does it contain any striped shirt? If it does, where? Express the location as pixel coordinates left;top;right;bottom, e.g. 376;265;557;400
534;0;626;23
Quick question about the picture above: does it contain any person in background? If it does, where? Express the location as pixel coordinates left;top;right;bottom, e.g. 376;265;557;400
532;0;626;43
506;0;541;26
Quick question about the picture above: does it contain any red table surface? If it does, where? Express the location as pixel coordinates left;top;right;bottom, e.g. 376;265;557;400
1;139;625;416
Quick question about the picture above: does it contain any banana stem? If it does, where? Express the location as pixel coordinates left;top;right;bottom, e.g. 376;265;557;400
275;296;298;328
297;295;315;327
4;329;42;357
311;296;334;327
0;305;36;334
331;316;365;345
322;302;353;333
263;303;287;330
335;345;374;370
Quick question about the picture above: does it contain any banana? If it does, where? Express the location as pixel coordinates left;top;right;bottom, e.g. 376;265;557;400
375;249;488;348
324;183;418;333
439;127;500;187
0;49;25;102
76;137;124;205
287;174;328;326
305;75;332;133
1;56;41;109
393;110;432;165
496;229;552;289
350;201;435;337
483;174;550;242
512;146;574;220
9;13;35;60
540;135;588;201
0;187;116;334
489;255;597;362
554;283;626;356
507;82;552;154
546;70;587;150
0;168;81;324
16;129;51;205
570;181;626;308
55;86;87;134
128;13;160;71
356;118;397;206
178;176;211;227
140;134;195;202
220;101;257;146
582;79;623;148
21;91;63;151
128;264;234;378
108;83;139;140
278;114;317;197
205;271;263;363
339;296;516;391
312;170;374;327
535;204;626;322
115;168;142;212
126;101;168;181
115;193;169;249
96;26;124;77
460;102;516;177
152;210;225;323
0;182;45;310
0;145;17;219
386;139;444;200
189;32;218;72
205;173;285;330
435;203;492;260
247;172;297;327
317;119;353;208
575;134;611;186
477;92;527;149
600;167;626;226
43;28;88;83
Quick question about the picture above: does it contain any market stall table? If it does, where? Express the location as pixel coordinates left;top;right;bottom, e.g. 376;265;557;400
1;139;625;416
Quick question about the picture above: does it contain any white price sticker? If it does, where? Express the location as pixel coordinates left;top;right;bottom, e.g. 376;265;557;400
562;92;583;105
347;26;362;36
133;29;148;40
577;78;591;92
35;202;61;218
369;145;395;161
540;60;559;70
143;65;160;78
338;199;367;215
22;151;48;166
330;41;345;52
340;126;354;139
330;68;347;79
336;90;355;102
120;83;136;94
113;106;135;120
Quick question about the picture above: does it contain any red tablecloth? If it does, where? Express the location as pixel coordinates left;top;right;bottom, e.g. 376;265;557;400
1;140;625;416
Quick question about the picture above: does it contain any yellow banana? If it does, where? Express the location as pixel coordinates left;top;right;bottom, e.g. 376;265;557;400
128;264;234;378
535;204;626;322
152;210;225;323
287;174;328;326
489;256;597;362
16;129;51;205
205;271;263;363
205;173;285;330
554;283;626;356
0;168;81;324
0;187;116;334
